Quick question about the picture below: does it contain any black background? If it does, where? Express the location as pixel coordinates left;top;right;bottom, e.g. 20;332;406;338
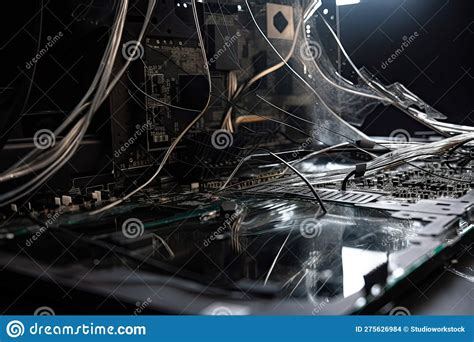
338;0;474;136
1;0;473;139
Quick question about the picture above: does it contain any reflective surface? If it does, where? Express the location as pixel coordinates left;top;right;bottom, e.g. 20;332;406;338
124;198;418;303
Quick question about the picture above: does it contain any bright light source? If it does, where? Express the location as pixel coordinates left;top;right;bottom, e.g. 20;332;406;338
336;0;360;6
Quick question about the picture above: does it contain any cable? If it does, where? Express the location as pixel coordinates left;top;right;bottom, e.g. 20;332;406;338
300;35;387;102
318;13;473;136
224;88;472;192
254;91;473;186
221;16;303;132
244;0;370;143
256;95;378;158
3;0;131;174
221;147;327;214
91;0;211;215
0;0;159;205
127;72;201;113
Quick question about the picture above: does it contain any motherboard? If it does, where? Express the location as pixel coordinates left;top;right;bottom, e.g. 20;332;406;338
0;0;472;315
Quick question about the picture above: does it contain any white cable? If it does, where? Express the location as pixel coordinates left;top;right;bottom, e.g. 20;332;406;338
0;0;159;204
91;0;212;215
222;16;302;132
127;73;201;113
319;14;474;136
244;0;370;142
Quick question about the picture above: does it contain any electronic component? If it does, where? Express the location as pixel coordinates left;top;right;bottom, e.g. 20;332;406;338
0;0;471;316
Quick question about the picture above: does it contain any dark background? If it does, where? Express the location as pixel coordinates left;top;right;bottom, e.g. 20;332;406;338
1;0;473;140
338;0;474;136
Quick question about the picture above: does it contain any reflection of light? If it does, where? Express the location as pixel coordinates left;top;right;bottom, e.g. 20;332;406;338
342;247;387;297
300;161;349;173
336;0;360;6
279;208;295;223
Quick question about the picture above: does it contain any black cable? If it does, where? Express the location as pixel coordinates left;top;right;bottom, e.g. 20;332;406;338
341;170;356;191
341;163;367;191
136;34;471;189
256;147;327;215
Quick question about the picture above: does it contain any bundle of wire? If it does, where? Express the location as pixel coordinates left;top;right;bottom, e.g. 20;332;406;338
221;15;301;133
0;0;157;206
313;10;474;136
279;132;474;188
239;0;472;141
1;0;471;212
92;0;212;215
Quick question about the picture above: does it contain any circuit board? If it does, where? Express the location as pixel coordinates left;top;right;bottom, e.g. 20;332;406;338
0;0;472;316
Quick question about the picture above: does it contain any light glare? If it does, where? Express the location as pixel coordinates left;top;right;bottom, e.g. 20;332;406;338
336;0;360;6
